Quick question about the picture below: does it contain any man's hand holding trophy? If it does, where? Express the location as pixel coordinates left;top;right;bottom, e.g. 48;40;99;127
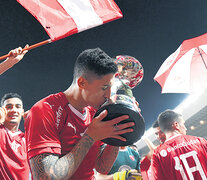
94;55;145;146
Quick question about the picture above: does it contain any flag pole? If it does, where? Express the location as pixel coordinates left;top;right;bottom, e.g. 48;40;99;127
0;39;52;61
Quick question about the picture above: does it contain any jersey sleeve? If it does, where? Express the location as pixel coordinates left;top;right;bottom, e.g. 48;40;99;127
140;156;151;171
25;100;62;159
199;137;207;148
150;151;165;180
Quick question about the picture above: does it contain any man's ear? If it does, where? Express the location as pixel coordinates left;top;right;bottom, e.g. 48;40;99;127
21;108;25;116
77;76;87;89
172;121;179;130
0;107;6;124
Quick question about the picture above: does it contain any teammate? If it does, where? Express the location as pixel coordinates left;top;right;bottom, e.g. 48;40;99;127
0;93;30;180
140;120;166;180
25;47;135;180
151;109;207;180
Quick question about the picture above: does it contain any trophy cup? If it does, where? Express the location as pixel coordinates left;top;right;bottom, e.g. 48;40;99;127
94;55;145;146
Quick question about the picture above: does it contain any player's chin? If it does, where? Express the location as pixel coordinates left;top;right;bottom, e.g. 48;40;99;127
9;119;20;124
93;103;104;110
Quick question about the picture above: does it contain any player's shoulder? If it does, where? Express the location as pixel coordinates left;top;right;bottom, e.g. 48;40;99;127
32;92;68;110
183;134;206;142
153;143;164;154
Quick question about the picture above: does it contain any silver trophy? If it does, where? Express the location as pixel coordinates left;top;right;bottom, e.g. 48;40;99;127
95;55;145;146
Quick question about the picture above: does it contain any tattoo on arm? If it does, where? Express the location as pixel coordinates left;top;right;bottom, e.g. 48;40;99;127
30;133;94;180
95;145;119;174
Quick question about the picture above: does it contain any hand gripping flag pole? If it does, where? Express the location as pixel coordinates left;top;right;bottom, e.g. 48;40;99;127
0;0;123;61
0;39;52;61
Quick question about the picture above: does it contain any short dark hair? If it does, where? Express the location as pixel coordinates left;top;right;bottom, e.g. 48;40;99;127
157;109;182;133
1;93;23;106
73;48;118;82
152;120;159;128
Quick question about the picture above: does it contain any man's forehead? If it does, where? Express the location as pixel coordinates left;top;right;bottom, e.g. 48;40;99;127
94;73;115;84
3;98;23;106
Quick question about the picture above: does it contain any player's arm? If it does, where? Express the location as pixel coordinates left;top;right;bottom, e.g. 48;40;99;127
30;110;134;179
140;155;151;171
95;144;119;174
30;133;94;179
0;45;28;75
150;153;165;180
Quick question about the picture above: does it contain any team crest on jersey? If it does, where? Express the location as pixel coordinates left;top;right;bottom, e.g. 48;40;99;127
160;149;167;157
11;140;21;152
129;155;135;161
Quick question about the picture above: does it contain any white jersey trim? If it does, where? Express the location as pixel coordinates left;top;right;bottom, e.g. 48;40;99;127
165;134;182;142
5;127;22;137
68;104;88;120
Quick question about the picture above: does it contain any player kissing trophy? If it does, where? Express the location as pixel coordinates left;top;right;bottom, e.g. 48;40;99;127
94;55;145;146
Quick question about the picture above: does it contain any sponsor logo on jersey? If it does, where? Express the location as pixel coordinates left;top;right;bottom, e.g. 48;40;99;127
167;139;200;152
67;122;77;133
56;106;63;128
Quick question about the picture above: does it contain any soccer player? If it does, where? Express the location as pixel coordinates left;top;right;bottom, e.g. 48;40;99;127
152;120;166;144
151;109;207;180
0;93;30;180
25;48;135;180
0;45;28;75
140;120;166;180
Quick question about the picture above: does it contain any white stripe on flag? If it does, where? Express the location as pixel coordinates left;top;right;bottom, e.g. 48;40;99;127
57;0;103;32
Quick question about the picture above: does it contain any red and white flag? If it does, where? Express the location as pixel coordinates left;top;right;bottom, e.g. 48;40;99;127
17;0;123;41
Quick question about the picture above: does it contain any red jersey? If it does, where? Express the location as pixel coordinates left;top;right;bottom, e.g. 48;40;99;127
140;156;151;180
0;125;30;180
151;134;207;180
25;92;102;180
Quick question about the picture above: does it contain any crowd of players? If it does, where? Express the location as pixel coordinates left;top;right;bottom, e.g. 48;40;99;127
0;46;206;180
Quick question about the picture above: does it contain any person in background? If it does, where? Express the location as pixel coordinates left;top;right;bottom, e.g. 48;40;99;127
0;45;28;75
140;120;166;180
25;47;135;180
0;93;30;180
151;109;207;180
95;145;142;180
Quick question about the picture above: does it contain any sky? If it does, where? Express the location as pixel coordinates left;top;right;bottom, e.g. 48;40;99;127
1;0;207;131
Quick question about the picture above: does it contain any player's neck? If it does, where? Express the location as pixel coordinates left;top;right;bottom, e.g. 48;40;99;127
4;122;19;132
64;85;86;112
166;131;181;140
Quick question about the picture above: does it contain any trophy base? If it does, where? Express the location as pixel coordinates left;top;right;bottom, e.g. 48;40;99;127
94;103;145;146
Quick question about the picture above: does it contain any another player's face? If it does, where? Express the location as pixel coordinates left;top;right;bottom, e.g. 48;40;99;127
83;73;115;109
3;98;24;125
154;127;166;143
